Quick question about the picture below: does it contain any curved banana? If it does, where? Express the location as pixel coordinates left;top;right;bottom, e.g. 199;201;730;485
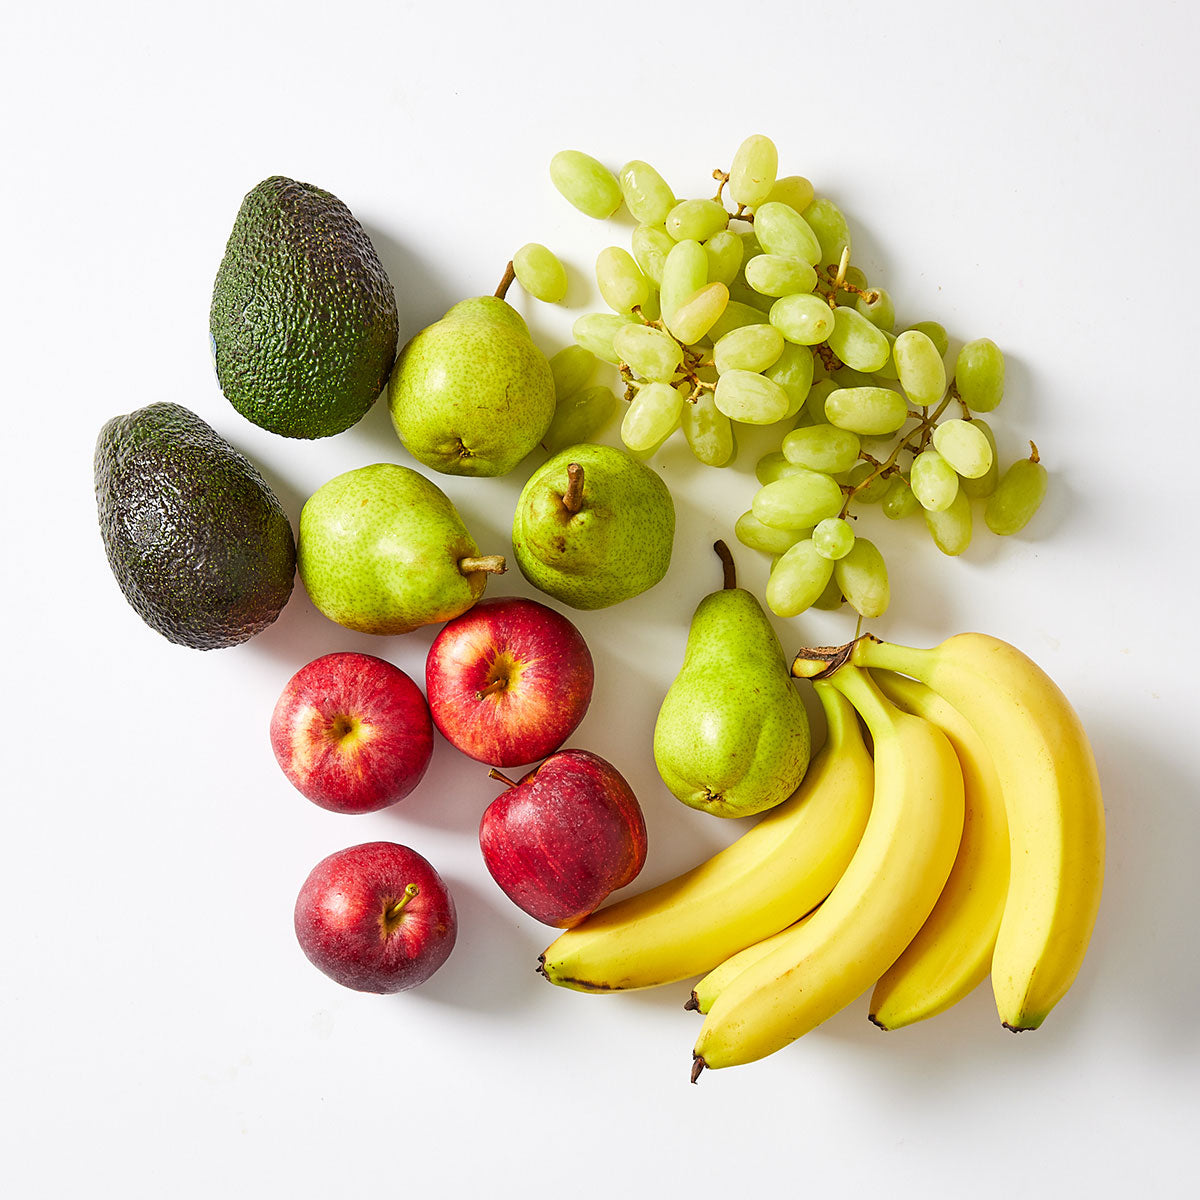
539;682;872;992
691;665;963;1077
868;670;1009;1029
849;633;1104;1031
686;910;818;1016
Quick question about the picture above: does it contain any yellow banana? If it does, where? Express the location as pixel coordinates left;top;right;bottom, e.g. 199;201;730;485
538;682;872;992
686;910;818;1016
691;665;963;1077
868;669;1010;1029
848;633;1105;1030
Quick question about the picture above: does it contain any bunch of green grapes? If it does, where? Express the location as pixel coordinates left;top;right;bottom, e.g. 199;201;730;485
532;137;1048;620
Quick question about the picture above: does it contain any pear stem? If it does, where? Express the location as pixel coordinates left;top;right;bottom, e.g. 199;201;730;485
489;769;519;789
495;260;516;299
386;883;420;922
476;678;507;700
561;463;585;514
459;555;507;576
714;539;737;590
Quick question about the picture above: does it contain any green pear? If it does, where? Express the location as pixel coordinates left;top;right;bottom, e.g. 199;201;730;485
297;463;505;634
512;443;674;609
388;296;555;477
653;541;811;817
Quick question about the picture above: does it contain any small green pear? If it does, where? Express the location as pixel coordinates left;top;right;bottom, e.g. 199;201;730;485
512;443;674;609
389;293;555;477
653;541;811;817
297;463;505;634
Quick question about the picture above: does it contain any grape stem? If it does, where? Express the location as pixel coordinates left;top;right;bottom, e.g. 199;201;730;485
495;261;516;300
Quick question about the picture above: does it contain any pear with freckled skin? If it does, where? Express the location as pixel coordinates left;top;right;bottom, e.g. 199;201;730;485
388;296;555;477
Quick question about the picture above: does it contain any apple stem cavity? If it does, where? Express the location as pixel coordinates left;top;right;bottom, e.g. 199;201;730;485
495;260;516;300
562;463;585;515
475;678;508;701
386;883;421;922
458;555;508;577
714;539;737;590
488;768;520;789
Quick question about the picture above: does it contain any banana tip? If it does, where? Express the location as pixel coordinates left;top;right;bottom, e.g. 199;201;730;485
690;1056;706;1084
867;1012;889;1031
683;993;700;1012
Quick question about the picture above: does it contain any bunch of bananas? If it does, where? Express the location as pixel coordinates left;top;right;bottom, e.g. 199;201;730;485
538;632;1105;1080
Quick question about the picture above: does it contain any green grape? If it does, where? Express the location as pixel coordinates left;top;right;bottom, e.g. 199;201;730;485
619;160;675;225
739;228;764;260
955;338;1005;412
827;306;891;372
638;288;662;322
667;282;728;344
727;278;776;314
904;320;949;358
703;230;744;286
782;424;861;473
845;461;890;503
805;378;837;425
753;201;823;265
665;198;730;243
713;324;784;374
932;418;994;478
621;381;683;453
874;330;900;381
744;254;819;298
756;450;815;485
882;473;919;520
924;488;973;556
985;449;1048;534
812;516;855;560
854;286;894;331
910;448;960;512
660;239;708;327
770;293;837;344
595;246;649;314
682;390;736;467
836;265;869;304
752;470;844;529
728;134;779;208
831;365;876;389
572;312;639;363
735;510;809;555
802;197;851;269
542;385;617;453
893;329;947;407
960;419;1000;498
766;539;835;617
759;175;815;215
834;538;889;618
550;150;622;219
714;368;790;424
706;299;771;341
766;343;815;418
513;243;568;303
548;345;596;401
612;323;683;383
631;224;675;286
811;572;846;610
824;386;909;435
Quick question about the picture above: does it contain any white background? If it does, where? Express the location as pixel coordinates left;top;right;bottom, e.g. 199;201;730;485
4;1;1197;1196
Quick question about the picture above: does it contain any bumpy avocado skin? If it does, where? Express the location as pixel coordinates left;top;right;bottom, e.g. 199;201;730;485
94;403;296;649
210;176;398;439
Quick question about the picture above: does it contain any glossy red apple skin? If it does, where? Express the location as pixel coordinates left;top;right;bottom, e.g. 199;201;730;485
294;842;457;993
270;652;434;814
479;749;648;928
425;597;594;769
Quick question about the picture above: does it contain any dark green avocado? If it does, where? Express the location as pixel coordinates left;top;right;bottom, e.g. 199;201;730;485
95;403;296;649
210;177;398;439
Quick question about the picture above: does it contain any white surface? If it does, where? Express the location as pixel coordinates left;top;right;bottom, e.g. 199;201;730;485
4;1;1197;1195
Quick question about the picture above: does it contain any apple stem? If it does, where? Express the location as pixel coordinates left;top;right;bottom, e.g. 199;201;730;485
495;260;516;299
489;769;519;789
476;678;507;700
459;555;507;576
562;463;585;514
387;883;420;921
714;539;737;590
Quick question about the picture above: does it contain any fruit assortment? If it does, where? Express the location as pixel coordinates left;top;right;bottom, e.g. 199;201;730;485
92;138;1104;1079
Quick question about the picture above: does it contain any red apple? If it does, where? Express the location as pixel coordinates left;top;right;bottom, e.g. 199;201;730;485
294;841;457;993
479;749;647;928
270;652;433;814
425;597;594;768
